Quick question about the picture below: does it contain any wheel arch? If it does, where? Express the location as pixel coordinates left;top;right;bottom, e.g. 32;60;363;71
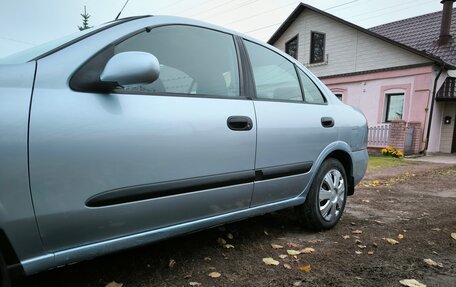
324;149;355;195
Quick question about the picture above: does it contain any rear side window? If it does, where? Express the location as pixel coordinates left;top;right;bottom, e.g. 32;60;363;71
297;69;326;104
115;25;240;97
243;40;303;102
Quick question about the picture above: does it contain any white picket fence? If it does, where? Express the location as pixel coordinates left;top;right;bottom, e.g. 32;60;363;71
368;124;390;147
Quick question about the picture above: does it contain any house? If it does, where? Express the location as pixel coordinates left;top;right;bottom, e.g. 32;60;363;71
268;1;456;154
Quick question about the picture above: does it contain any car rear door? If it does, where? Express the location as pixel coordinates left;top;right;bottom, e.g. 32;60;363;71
29;25;256;252
241;39;338;206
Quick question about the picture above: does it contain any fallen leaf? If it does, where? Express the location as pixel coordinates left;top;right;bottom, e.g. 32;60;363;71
106;282;123;287
168;259;176;269
227;233;234;240
204;256;211;261
271;244;283;249
342;235;350;239
355;251;362;255
399;279;426;287
283;263;292;269
184;274;192;279
355;239;362;245
300;247;315;254
306;240;319;244
372;242;378;248
374;220;385;224
297;265;311;272
287;242;300;248
189;282;201;286
208;266;216;270
431;228;440;231
262;257;280;266
279;254;288;259
293;281;303;287
357;245;367;249
287;249;301;255
223;244;235;249
385;238;399;245
362;199;370;203
352;230;363;234
451;233;456;240
398;234;404;240
208;272;221;278
217;237;226;246
350;222;357;226
368;251;374;255
264;230;269;235
424;258;443;268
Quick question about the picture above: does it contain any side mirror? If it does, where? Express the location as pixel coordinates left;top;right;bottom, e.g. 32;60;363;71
100;51;160;86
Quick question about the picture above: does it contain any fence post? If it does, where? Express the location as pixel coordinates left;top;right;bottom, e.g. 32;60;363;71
388;120;406;152
407;121;422;154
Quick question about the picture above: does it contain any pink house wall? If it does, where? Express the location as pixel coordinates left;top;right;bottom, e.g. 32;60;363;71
321;66;434;150
322;66;433;125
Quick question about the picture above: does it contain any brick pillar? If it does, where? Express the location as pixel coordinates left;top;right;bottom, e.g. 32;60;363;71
388;120;406;151
407;121;422;154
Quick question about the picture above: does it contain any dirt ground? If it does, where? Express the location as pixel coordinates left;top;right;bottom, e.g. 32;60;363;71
26;160;456;287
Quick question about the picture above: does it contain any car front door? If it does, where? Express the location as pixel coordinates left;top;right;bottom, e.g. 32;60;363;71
242;40;338;206
29;25;256;252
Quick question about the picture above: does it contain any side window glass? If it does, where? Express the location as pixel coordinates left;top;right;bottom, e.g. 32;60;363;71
243;40;303;102
297;69;326;104
115;25;240;97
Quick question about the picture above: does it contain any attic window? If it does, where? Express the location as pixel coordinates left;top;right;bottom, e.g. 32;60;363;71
285;35;298;59
310;31;325;64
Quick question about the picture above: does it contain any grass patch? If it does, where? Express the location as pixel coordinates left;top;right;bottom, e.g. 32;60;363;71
368;155;410;170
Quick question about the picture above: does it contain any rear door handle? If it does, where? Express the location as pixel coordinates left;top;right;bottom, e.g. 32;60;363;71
227;116;253;131
321;117;334;128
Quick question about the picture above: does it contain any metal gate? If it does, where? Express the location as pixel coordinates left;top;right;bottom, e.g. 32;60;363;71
404;127;414;154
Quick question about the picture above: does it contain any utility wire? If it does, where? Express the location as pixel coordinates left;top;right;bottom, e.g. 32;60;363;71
324;0;361;11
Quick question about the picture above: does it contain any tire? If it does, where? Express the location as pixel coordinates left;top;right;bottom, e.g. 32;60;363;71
297;158;348;230
0;253;12;287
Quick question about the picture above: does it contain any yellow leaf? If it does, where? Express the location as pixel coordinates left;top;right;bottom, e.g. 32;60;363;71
386;238;399;245
283;263;292;269
368;251;374;255
287;249;301;255
271;244;283;249
208;272;221;278
223;244;235;249
398;234;404;240
424;258;443;268
399;279;426;287
106;282;123;287
300;247;315;254
451;233;456;240
355;251;362;255
279;254;288;259
262;257;280;266
297;265;311;272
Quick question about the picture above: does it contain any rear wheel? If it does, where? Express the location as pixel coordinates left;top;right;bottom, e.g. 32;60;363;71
297;158;348;230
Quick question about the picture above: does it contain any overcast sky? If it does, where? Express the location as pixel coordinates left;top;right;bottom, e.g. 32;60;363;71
0;0;444;58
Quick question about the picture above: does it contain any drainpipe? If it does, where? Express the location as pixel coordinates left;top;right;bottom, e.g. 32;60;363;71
424;63;445;153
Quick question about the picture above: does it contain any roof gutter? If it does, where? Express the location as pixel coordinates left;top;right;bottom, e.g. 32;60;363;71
424;63;445;153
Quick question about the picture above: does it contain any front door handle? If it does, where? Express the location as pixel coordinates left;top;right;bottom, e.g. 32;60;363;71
321;117;335;128
227;116;253;131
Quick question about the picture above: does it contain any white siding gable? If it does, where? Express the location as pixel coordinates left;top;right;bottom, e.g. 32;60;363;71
273;9;431;77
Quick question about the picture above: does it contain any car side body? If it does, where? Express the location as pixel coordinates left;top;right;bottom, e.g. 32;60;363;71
0;15;368;279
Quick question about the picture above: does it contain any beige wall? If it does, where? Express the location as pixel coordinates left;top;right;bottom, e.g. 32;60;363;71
273;9;431;77
439;102;456;153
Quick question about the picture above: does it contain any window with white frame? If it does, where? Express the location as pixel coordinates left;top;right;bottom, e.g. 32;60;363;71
385;93;404;122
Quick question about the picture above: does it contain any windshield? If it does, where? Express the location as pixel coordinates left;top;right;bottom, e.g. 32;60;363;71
0;22;113;65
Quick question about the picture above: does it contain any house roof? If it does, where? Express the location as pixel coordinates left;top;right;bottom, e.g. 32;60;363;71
370;8;456;67
267;3;454;69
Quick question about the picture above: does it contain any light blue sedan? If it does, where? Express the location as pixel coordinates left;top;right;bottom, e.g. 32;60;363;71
0;15;368;286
